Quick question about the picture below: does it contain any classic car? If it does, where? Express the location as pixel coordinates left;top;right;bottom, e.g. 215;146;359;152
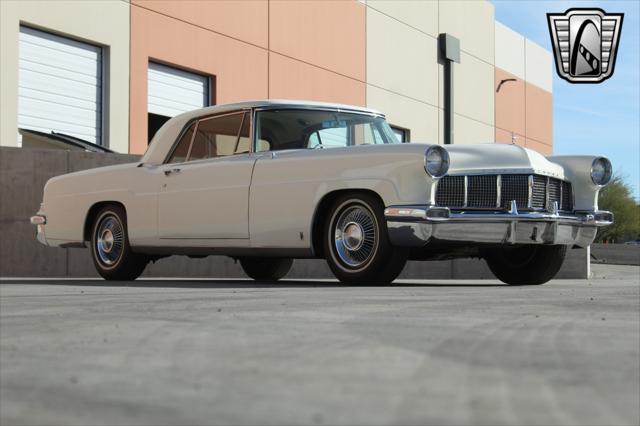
30;100;613;285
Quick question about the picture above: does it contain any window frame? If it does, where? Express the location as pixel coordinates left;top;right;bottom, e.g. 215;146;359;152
18;25;106;147
163;109;251;165
252;107;391;153
390;125;410;143
164;106;390;163
148;60;212;113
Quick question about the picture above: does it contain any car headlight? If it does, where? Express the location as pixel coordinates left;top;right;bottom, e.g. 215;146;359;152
591;157;612;185
424;146;450;178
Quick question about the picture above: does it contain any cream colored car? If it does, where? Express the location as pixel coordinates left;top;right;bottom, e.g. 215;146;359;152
31;100;613;284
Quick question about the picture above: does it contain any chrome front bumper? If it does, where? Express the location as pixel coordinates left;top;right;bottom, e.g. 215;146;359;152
384;202;613;248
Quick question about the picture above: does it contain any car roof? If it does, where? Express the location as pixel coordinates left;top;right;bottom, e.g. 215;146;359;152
141;100;384;165
176;99;383;120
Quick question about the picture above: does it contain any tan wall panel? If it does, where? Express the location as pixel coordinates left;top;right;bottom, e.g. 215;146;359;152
366;0;438;37
525;82;552;146
439;110;495;145
269;0;365;81
439;0;495;64
0;0;130;152
449;52;495;126
525;138;552;156
495;68;525;137
495;127;525;147
495;21;525;79
131;0;268;48
525;39;553;92
366;86;438;143
367;7;438;106
130;5;268;154
269;53;365;106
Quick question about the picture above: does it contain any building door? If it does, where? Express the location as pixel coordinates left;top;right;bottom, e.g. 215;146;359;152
18;26;103;145
147;62;209;142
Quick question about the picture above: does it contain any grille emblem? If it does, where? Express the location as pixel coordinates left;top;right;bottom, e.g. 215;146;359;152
547;8;623;83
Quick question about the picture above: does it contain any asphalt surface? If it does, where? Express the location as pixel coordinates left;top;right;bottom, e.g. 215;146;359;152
1;264;639;426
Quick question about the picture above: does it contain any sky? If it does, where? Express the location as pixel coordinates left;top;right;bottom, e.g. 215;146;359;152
492;0;640;200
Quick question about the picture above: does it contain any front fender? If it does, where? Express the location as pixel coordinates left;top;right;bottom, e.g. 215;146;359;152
547;155;608;211
248;147;434;249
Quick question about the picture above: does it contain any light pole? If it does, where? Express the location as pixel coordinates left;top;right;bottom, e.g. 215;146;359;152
439;33;460;145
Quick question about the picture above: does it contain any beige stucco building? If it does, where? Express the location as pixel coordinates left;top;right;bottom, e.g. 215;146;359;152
0;0;553;156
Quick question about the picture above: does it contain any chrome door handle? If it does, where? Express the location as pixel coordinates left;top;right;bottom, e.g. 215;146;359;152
164;168;181;176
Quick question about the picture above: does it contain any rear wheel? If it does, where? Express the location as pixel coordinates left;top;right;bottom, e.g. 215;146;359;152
324;193;407;285
90;205;148;281
484;245;567;285
239;257;293;281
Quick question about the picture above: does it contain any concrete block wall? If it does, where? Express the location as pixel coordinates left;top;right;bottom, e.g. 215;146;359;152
1;147;587;279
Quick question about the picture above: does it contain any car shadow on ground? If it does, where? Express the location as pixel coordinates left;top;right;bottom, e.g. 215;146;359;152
0;278;507;288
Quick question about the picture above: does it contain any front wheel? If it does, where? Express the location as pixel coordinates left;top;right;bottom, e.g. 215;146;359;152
484;245;567;285
324;193;407;285
239;257;293;281
90;205;148;281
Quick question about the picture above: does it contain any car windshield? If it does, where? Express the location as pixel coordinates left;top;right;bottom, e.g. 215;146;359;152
255;109;399;152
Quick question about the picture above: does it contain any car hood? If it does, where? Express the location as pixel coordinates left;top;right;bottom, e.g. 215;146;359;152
297;143;565;179
442;143;564;178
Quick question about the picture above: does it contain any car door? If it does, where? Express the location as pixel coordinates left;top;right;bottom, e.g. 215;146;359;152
158;111;256;240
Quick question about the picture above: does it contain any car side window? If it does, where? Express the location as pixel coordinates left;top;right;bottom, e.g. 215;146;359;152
308;127;348;148
235;113;251;154
189;112;245;161
256;110;399;152
167;123;195;163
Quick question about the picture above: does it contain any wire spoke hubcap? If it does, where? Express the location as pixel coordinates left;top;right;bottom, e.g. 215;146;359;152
96;215;124;266
334;205;377;268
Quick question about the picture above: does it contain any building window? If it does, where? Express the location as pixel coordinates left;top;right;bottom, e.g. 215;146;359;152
18;26;104;146
147;62;211;143
390;125;410;143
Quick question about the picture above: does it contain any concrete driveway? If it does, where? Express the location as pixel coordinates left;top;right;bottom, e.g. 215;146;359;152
1;264;638;426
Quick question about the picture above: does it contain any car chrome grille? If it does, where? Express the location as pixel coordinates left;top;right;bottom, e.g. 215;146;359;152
467;175;497;208
500;175;529;209
561;180;572;211
435;175;465;207
435;174;573;211
531;175;547;209
547;178;561;210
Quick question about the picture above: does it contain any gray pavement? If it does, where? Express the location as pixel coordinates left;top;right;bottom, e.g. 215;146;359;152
1;264;639;426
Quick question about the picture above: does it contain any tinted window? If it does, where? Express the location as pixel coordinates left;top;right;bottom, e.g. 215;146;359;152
256;110;398;152
189;112;245;161
167;123;195;163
